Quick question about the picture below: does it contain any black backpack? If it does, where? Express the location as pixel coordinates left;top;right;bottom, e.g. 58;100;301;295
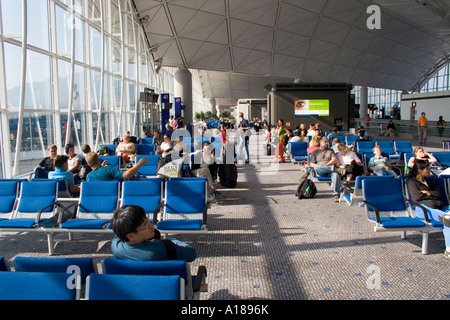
295;173;317;199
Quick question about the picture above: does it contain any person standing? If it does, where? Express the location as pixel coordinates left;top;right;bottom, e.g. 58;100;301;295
274;119;286;163
418;112;428;146
234;112;251;164
437;116;446;137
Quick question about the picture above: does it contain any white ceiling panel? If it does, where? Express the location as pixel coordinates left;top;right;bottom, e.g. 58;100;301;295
132;0;450;106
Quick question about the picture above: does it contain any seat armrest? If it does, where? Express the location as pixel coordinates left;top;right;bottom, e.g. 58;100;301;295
406;200;431;222
152;200;165;225
35;201;65;226
362;200;381;223
193;265;207;292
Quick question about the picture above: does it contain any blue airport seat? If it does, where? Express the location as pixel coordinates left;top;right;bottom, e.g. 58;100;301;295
0;272;78;300
121;179;165;223
86;274;184;300
14;256;95;284
102;258;207;300
156;178;209;234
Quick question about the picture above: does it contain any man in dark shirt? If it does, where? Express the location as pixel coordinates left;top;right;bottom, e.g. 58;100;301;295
35;144;57;178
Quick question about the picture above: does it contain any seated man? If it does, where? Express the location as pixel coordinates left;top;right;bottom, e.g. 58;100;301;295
110;205;197;261
368;146;397;177
85;152;148;181
309;136;341;202
35;144;58;178
48;155;81;196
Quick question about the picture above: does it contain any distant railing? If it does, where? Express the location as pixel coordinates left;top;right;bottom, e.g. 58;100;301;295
354;119;450;139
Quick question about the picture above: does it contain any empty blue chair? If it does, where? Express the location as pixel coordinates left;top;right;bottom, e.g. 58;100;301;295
341;175;395;206
14;256;95;284
135;155;161;177
289;141;308;162
86;274;184;300
156;178;208;234
141;137;153;144
345;135;359;146
0;272;78;300
102;258;207;300
121;179;165;223
0;180;60;229
356;141;375;153
137;144;155;155
0;180;21;220
32;178;71;198
394;140;413;155
59;180;120;230
44;180;120;255
362;178;432;254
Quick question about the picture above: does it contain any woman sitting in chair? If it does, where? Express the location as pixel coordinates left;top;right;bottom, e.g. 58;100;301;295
406;160;450;259
407;147;437;174
336;143;363;185
116;133;136;162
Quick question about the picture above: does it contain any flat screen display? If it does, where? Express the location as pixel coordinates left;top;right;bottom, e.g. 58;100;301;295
295;99;329;117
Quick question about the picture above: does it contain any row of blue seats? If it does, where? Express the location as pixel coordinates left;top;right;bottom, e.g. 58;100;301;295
0;256;207;300
289;140;415;162
346;175;448;255
0;178;210;255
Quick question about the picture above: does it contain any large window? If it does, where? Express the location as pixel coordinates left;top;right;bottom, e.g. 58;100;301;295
419;62;450;93
0;0;174;178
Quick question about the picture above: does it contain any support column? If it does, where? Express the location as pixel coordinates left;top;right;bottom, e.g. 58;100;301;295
174;68;193;124
360;86;368;121
209;98;216;114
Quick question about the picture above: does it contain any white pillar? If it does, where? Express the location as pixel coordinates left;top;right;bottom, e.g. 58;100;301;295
209;98;216;114
174;68;193;124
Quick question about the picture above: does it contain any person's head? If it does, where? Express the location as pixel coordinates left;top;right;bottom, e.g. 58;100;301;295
53;155;69;169
415;159;431;179
338;143;347;154
332;138;340;145
332;127;338;133
81;144;91;154
310;138;319;147
193;140;202;151
163;134;171;143
85;152;101;168
413;146;424;157
111;205;155;243
319;136;329;149
47;145;57;158
358;129;365;138
153;131;160;138
277;119;284;127
372;145;382;156
315;123;320;128
122;134;130;143
421;112;426;117
439;116;443;120
65;143;75;156
239;112;244;119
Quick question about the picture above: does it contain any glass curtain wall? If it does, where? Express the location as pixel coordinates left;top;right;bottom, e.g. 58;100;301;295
0;0;174;178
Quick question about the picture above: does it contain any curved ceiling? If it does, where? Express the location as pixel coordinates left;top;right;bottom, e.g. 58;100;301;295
132;0;450;104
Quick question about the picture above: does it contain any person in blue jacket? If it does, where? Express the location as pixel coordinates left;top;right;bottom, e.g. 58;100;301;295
110;205;197;262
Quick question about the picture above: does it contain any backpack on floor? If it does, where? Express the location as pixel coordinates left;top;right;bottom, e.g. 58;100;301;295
295;173;317;199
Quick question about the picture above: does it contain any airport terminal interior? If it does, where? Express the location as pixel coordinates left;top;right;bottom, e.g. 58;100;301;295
0;0;450;301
